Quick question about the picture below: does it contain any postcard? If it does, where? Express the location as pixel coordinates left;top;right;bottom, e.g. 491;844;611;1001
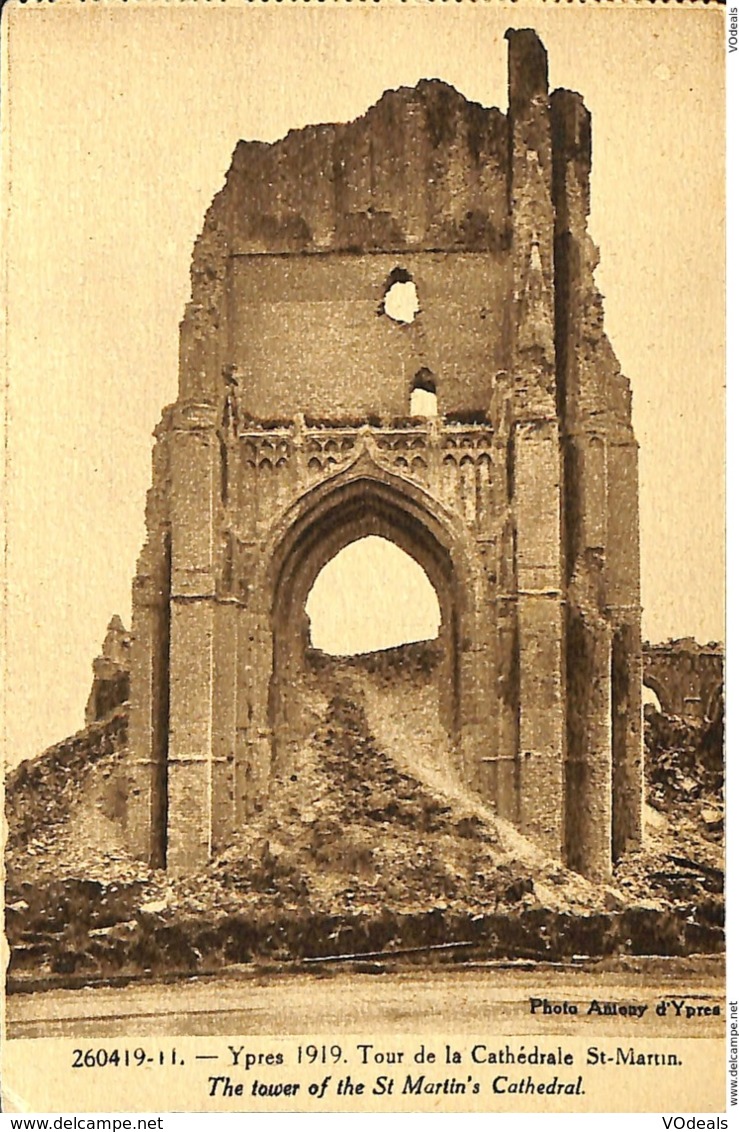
1;0;728;1118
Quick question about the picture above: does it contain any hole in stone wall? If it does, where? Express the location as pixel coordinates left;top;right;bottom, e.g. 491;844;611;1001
410;388;438;417
642;685;663;714
382;268;420;324
410;368;437;416
305;535;440;656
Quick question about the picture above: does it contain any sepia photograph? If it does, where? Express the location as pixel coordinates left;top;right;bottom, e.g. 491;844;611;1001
1;0;728;1116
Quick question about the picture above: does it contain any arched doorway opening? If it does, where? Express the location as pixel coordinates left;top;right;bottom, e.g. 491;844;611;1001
305;535;441;655
642;679;666;718
642;684;663;715
303;535;445;780
267;471;475;782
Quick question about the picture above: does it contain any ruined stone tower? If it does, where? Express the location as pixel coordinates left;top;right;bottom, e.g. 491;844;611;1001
125;29;643;881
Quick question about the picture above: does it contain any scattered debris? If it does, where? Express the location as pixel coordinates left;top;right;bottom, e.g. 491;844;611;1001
5;660;724;984
5;710;129;857
613;704;723;919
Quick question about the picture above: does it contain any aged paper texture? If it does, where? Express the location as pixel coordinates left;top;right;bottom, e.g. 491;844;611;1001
1;0;728;1121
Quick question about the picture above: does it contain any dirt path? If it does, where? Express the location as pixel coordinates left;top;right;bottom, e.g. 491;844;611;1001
7;962;725;1039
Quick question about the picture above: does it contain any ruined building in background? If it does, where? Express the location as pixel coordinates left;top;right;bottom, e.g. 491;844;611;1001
643;639;724;723
125;29;643;880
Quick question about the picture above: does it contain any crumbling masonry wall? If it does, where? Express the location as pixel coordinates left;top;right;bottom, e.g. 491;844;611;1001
125;29;643;880
643;640;724;722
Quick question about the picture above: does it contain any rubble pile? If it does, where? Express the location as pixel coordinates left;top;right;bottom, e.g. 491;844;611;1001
645;705;723;817
613;704;723;933
4;666;725;984
173;688;606;924
5;710;129;857
642;702;724;867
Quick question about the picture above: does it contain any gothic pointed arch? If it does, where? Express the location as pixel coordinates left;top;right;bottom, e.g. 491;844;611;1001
264;463;482;772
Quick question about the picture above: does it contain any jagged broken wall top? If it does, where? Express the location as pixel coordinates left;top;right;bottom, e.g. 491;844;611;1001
183;80;514;422
230;82;509;256
179;35;632;434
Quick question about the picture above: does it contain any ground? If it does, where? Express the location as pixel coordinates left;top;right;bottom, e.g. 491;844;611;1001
6;959;724;1040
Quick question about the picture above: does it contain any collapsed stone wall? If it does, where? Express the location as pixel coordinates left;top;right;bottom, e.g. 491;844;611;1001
6;619;134;883
84;616;131;725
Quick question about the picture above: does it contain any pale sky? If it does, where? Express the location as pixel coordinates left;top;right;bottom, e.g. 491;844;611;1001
2;2;725;767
